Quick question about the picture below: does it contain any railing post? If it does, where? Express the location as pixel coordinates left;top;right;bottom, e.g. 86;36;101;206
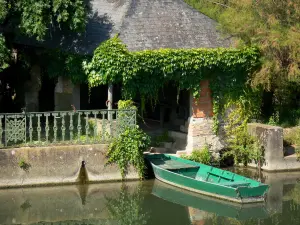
107;84;113;121
36;114;42;142
28;114;33;143
77;112;82;142
45;113;50;143
92;111;98;142
0;115;3;147
84;112;89;143
101;111;106;141
69;112;74;142
52;113;59;143
60;112;66;142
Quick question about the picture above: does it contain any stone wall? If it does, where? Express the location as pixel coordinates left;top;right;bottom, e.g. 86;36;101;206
0;144;138;188
186;80;225;152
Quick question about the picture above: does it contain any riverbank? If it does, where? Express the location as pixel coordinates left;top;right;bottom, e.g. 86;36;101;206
0;144;138;188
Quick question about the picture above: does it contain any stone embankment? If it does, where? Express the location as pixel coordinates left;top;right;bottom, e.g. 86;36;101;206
0;144;138;188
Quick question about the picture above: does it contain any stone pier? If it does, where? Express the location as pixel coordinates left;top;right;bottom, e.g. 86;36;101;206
24;64;42;112
248;123;300;171
54;77;80;111
185;81;225;153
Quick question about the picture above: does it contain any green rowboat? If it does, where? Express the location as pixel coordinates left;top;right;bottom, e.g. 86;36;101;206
152;180;269;220
145;153;269;203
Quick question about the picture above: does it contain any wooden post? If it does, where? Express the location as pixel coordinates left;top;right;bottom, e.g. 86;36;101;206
108;84;113;121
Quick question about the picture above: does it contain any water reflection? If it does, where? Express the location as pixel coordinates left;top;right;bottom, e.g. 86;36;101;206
105;183;149;225
0;170;300;225
151;179;268;220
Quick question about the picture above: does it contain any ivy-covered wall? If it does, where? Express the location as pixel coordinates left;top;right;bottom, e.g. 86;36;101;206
84;36;262;135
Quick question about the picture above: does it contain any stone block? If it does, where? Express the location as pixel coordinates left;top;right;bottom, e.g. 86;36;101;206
247;123;300;171
248;123;284;163
186;117;225;152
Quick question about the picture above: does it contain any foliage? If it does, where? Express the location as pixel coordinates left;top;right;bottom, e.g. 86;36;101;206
152;131;173;147
18;159;31;171
219;88;263;166
45;50;90;83
186;0;300;89
0;34;10;72
105;183;149;225
0;0;7;23
223;127;263;166
84;36;260;132
0;0;88;81
181;144;220;165
0;0;87;41
116;99;137;133
284;127;300;146
267;112;279;126
117;99;137;110
186;0;300;126
106;126;151;179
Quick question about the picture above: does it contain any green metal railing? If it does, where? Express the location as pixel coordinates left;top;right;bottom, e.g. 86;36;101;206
0;109;136;148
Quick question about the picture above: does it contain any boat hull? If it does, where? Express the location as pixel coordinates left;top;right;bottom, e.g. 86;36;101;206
148;155;269;204
152;180;269;220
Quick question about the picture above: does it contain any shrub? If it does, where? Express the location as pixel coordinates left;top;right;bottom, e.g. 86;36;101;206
224;128;263;166
106;126;151;179
284;127;300;146
181;144;213;165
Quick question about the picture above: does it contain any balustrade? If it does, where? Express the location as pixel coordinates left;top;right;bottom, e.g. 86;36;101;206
0;109;136;147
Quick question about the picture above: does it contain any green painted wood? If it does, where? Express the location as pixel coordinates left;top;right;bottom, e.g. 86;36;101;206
150;158;200;170
145;154;269;203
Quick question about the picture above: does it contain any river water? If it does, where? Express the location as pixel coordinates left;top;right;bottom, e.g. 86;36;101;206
1;168;300;225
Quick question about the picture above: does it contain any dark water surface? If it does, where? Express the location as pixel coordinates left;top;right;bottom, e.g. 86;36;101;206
1;169;300;225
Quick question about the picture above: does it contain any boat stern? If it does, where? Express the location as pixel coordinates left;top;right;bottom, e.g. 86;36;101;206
236;184;269;202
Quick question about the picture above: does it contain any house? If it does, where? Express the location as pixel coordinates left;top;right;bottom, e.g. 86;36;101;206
3;0;231;152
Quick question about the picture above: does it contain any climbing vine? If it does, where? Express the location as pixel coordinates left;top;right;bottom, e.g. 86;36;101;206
84;36;261;132
106;126;150;179
222;88;264;166
106;100;150;179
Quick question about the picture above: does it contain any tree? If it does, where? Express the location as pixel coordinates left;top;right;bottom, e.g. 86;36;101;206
0;34;9;72
0;0;88;70
186;0;300;124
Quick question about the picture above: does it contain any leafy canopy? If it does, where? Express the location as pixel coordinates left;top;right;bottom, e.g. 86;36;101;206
185;0;300;90
0;0;88;71
1;0;87;40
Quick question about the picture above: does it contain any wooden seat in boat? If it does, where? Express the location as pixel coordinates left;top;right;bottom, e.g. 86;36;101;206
151;158;200;170
222;181;251;187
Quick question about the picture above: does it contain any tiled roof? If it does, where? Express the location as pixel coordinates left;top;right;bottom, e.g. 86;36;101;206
14;0;231;54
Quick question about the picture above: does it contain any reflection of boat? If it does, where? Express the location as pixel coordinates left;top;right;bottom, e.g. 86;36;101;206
145;154;269;203
152;179;269;220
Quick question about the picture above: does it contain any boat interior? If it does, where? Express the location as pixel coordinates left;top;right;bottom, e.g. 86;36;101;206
149;154;259;188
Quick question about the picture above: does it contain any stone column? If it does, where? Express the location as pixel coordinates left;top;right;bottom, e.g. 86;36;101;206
54;77;80;111
186;80;224;153
24;65;42;112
